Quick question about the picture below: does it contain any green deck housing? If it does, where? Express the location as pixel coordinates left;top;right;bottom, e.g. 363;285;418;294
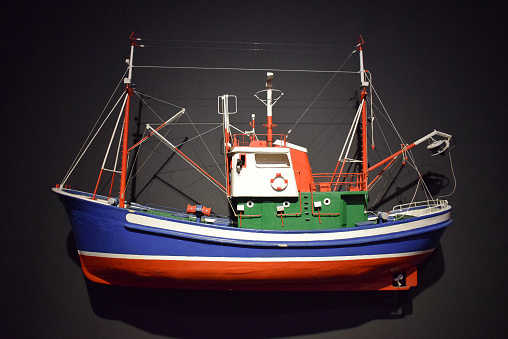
234;191;368;230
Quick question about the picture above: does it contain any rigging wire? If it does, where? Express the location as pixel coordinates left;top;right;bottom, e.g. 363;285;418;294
134;92;164;122
124;91;192;193
61;69;128;185
370;83;407;145
367;80;449;207
126;128;148;192
405;154;433;201
134;92;185;110
143;45;356;54
184;112;227;180
367;81;433;205
125;122;182;195
139;38;356;53
437;148;456;199
61;91;127;186
174;125;223;148
369;100;394;154
366;72;375;147
125;95;185;193
125;116;225;196
126;125;166;190
133;65;359;74
146;124;227;194
286;49;357;136
141;38;355;48
124;121;221;199
65;38;454;212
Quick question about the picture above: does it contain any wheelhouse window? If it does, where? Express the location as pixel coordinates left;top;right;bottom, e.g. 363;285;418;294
255;153;290;167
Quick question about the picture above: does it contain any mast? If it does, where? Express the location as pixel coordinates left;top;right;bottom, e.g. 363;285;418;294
357;36;369;191
255;72;281;147
266;72;274;146
129;94;144;202
222;95;231;196
218;94;237;196
119;33;138;208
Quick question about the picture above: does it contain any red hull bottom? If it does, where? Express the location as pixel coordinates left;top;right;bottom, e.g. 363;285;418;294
78;252;430;291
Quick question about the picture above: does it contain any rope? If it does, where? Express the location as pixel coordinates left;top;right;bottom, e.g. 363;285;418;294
437;148;456;199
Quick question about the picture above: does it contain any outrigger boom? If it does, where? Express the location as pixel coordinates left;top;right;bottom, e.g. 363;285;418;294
369;130;452;173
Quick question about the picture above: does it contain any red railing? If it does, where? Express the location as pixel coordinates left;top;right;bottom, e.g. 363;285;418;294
233;134;287;147
312;172;366;192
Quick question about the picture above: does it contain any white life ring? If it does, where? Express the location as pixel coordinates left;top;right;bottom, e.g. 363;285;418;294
270;173;288;191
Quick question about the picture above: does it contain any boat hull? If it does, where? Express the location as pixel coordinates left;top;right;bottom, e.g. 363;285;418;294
55;188;451;291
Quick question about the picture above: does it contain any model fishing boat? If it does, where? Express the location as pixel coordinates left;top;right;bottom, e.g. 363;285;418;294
53;35;454;291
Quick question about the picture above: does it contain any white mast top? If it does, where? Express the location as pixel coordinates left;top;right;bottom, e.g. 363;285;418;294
266;72;273;118
357;37;369;88
124;33;144;84
124;43;134;84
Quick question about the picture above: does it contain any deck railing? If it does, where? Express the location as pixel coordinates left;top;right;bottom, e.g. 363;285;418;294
390;199;449;217
392;199;449;211
233;134;287;147
311;172;366;192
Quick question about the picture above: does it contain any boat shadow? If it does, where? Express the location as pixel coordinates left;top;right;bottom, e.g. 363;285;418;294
371;171;450;211
67;232;444;338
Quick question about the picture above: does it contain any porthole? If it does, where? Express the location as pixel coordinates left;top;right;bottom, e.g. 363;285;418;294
283;201;290;208
246;201;254;208
323;198;331;206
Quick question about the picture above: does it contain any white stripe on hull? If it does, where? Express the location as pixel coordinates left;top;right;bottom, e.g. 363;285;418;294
126;210;450;243
78;248;434;262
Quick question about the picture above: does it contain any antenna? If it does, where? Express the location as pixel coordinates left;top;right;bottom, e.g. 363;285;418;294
254;72;283;146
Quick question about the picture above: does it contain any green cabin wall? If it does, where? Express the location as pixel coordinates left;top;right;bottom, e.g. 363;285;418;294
235;191;368;230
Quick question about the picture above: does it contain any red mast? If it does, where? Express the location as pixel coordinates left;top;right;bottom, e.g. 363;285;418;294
119;33;138;208
357;36;369;191
119;87;132;208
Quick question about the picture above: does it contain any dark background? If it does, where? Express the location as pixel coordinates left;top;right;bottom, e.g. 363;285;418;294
2;1;507;338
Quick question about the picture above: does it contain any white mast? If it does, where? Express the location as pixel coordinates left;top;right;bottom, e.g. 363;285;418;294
266;72;273;146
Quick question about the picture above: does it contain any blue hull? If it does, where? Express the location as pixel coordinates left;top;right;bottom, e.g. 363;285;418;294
55;187;451;290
